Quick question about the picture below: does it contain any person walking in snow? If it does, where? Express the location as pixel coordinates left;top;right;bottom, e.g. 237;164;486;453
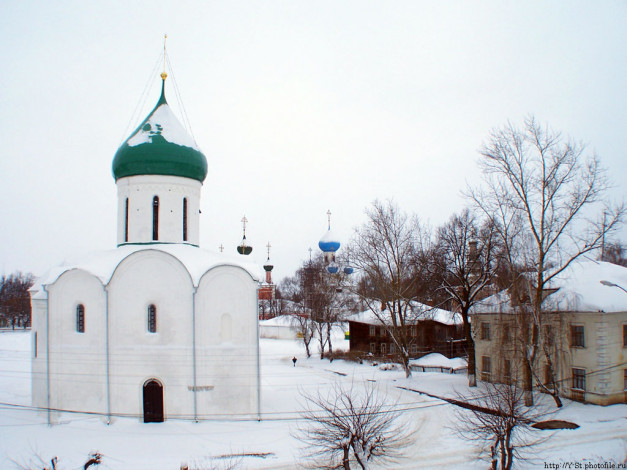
292;356;297;367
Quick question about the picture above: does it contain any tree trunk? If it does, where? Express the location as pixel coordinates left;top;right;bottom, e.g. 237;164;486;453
303;335;311;358
342;445;351;470
327;322;333;360
401;350;412;378
543;351;563;408
522;356;534;406
462;309;477;387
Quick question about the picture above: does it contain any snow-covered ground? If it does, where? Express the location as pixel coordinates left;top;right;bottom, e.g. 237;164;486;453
0;330;625;469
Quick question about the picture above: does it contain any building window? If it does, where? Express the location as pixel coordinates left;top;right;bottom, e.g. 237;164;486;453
502;323;510;342
379;327;385;337
369;325;375;337
481;356;491;381
148;304;157;333
570;325;585;348
182;197;188;242
410;344;418;355
152;196;159;241
545;324;554;348
481;322;491;341
503;359;511;383
124;197;129;242
76;304;85;333
623;324;627;348
572;368;586;391
33;332;37;358
380;343;387;354
390;343;396;354
369;343;376;353
624;369;627;392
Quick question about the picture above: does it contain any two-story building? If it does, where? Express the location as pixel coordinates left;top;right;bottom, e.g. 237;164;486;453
347;302;466;359
471;260;627;405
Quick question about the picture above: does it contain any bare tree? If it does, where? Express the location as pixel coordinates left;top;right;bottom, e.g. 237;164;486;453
350;200;424;377
455;381;549;470
0;272;34;328
280;256;355;359
432;209;499;387
350;201;432;377
295;382;412;470
601;240;627;266
467;117;624;405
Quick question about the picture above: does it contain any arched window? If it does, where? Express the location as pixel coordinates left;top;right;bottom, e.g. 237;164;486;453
148;304;157;333
182;197;188;242
124;197;129;242
152;196;159;241
76;304;85;333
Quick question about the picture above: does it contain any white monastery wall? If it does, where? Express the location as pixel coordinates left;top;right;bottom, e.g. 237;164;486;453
45;270;108;422
116;175;201;246
195;266;259;418
107;250;195;420
31;297;49;411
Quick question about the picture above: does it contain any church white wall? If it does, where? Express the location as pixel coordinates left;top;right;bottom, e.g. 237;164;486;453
107;250;195;421
116;175;201;246
195;265;259;418
42;270;108;423
31;297;49;412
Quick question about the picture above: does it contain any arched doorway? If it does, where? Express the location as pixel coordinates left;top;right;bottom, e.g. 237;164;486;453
143;379;164;423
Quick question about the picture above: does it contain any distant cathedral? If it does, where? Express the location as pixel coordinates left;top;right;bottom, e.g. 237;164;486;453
30;72;261;424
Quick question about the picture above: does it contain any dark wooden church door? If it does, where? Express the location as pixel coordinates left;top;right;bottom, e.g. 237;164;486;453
143;379;164;423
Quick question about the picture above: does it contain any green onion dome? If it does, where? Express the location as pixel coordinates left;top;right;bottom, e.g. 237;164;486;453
112;80;208;183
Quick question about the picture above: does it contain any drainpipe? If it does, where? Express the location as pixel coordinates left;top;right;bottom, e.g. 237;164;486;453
256;284;261;421
104;285;111;424
192;287;198;422
43;285;51;426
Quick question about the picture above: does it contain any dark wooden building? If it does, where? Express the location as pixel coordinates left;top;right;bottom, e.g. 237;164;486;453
347;306;467;359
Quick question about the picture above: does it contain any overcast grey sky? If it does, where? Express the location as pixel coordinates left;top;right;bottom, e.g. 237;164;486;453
1;1;625;282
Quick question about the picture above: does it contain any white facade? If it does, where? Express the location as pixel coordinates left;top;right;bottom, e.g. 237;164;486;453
116;175;202;246
31;245;262;423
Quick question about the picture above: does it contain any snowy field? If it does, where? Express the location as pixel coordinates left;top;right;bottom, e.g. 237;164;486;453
0;330;626;470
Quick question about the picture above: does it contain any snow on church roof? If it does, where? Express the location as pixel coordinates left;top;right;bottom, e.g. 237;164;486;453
347;301;462;326
30;244;263;299
111;80;208;182
470;260;627;314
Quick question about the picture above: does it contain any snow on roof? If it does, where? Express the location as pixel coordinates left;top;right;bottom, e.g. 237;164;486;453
471;260;627;314
409;353;468;370
30;244;262;299
347;301;462;326
127;104;200;150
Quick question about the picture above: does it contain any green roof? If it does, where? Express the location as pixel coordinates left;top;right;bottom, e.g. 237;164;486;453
112;81;208;182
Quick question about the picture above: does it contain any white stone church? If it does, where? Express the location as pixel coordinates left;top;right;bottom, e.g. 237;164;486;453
30;75;262;424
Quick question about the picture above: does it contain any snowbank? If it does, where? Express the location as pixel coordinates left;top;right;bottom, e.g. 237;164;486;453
409;353;467;374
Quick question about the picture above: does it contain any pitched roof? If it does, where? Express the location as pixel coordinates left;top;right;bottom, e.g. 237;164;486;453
470;260;627;314
347;301;462;326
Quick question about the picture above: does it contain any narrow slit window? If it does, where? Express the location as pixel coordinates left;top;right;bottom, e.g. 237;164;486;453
183;197;188;242
148;304;157;333
152;196;159;241
124;197;129;242
76;304;85;333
